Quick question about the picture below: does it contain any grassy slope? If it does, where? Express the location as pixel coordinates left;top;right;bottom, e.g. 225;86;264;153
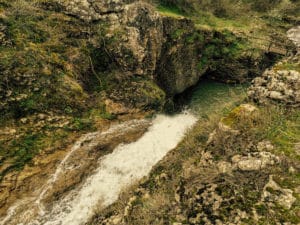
155;0;299;48
0;1;78;178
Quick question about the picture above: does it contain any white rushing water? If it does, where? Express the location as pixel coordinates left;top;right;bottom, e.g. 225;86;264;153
26;112;197;225
1;119;148;225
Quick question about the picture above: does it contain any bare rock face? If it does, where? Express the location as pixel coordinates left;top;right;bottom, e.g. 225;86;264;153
155;17;203;96
287;26;300;51
52;0;166;112
55;0;163;78
51;0;205;99
249;27;300;107
111;2;164;77
248;67;300;106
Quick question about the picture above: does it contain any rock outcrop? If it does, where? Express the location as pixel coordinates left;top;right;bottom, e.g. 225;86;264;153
262;176;296;210
54;0;167;112
50;0;281;100
155;17;204;95
287;26;300;50
55;0;127;21
54;0;163;78
1;0;288;118
248;59;300;106
248;26;300;107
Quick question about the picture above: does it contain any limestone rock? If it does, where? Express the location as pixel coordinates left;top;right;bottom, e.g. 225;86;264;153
207;104;257;145
257;140;274;152
248;68;300;106
55;0;128;21
287;26;300;50
262;176;296;209
217;161;232;173
231;152;280;171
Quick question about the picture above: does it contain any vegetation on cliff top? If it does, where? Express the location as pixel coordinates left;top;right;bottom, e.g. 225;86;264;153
155;0;299;47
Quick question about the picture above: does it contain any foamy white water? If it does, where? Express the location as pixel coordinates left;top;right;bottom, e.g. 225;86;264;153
0;119;148;225
28;112;197;225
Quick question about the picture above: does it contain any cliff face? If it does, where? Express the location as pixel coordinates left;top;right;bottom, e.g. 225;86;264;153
0;0;166;119
156;17;204;95
59;0;163;78
1;0;291;119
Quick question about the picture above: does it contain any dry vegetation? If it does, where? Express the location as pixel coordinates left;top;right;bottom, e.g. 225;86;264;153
91;101;300;224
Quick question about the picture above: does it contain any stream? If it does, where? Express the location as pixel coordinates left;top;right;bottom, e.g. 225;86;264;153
1;25;299;225
31;113;197;225
0;80;246;225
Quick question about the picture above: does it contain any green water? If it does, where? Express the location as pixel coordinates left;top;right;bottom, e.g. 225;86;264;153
188;80;248;117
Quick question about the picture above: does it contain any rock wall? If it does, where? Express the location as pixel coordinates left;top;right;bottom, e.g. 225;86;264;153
56;0;163;78
53;0;204;103
51;0;286;102
1;0;290;118
156;17;205;96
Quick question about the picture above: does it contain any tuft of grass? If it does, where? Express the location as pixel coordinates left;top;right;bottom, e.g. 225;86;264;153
157;4;185;18
274;62;300;72
0;132;45;180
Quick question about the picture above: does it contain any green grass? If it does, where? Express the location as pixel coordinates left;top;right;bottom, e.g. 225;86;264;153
194;29;248;72
157;4;185;18
194;11;249;31
263;107;300;160
274;62;300;72
154;0;297;55
0;132;45;180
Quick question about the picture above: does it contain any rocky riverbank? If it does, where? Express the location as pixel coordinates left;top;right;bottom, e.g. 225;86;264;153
0;118;150;222
89;28;300;225
0;0;299;224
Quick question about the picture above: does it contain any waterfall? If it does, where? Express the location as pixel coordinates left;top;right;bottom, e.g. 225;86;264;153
2;112;197;225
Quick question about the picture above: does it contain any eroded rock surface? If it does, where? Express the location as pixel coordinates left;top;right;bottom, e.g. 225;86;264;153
56;0;127;21
248;26;300;107
262;176;296;209
231;152;280;171
156;17;204;95
248;67;300;106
